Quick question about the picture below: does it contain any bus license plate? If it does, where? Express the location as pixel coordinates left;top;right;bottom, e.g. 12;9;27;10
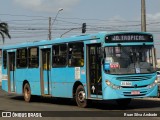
131;91;140;95
121;81;132;86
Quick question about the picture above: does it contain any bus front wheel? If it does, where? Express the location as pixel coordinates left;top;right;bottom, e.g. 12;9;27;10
23;83;31;102
75;85;87;108
158;86;160;98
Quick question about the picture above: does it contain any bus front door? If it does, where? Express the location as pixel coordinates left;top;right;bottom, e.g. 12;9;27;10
87;44;102;98
41;48;51;95
8;52;16;92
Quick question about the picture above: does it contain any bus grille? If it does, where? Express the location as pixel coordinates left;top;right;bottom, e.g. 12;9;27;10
123;91;147;96
121;85;148;88
116;75;153;81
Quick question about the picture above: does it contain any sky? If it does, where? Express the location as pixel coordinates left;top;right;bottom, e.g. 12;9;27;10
0;0;160;56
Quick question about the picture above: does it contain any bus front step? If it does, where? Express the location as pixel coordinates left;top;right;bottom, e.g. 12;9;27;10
42;94;52;97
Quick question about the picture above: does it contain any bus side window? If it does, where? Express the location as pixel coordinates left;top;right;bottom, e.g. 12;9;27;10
52;44;67;67
28;47;39;68
16;48;27;68
68;42;84;67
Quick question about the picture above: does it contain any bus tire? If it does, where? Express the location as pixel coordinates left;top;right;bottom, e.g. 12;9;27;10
116;98;131;107
75;85;87;108
158;86;160;98
23;83;31;102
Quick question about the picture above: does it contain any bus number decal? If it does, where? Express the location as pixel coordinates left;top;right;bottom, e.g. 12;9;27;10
90;40;97;43
121;81;132;86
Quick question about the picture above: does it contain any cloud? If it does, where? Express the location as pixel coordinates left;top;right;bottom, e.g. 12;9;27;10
13;0;80;12
147;12;160;21
146;13;160;30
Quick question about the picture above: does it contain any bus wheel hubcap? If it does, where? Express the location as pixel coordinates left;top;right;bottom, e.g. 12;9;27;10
78;91;85;102
25;89;29;99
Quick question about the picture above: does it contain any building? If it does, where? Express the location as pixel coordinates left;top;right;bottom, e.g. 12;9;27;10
0;49;2;84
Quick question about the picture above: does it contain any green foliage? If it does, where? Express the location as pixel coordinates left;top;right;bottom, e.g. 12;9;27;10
0;22;11;43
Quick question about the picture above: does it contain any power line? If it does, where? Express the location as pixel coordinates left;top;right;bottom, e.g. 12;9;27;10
1;13;159;22
5;18;48;22
0;13;48;18
0;13;160;41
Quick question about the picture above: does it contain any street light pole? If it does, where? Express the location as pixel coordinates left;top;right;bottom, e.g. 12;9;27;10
48;8;63;40
48;17;52;40
141;0;146;32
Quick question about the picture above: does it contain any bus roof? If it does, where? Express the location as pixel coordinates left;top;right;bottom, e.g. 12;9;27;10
2;31;153;50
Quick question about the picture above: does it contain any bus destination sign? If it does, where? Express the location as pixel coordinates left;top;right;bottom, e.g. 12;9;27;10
105;33;153;43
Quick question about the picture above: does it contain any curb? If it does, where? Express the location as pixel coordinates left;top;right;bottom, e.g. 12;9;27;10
135;98;160;101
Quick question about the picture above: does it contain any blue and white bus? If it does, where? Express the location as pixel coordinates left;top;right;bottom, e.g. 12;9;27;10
1;32;158;107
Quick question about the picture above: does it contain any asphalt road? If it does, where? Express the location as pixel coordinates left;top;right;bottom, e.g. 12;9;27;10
0;87;160;119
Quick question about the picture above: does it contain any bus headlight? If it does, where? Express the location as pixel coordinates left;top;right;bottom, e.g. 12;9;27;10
156;75;160;84
105;80;122;89
105;80;111;86
155;80;158;84
147;82;157;89
156;76;160;83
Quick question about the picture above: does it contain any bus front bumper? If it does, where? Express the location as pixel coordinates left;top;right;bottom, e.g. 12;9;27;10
102;85;158;100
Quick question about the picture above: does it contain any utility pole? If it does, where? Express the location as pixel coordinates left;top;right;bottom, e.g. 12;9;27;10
48;17;52;40
141;0;146;32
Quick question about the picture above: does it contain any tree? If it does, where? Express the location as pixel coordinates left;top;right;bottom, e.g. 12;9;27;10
0;22;11;43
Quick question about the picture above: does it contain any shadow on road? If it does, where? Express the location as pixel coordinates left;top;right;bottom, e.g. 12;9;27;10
1;86;160;110
9;95;160;110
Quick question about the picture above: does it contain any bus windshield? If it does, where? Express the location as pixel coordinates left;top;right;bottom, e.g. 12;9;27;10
104;45;156;74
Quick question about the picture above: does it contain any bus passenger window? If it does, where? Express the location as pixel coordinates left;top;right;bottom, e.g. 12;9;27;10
28;47;39;68
52;44;67;67
16;48;27;68
68;42;84;67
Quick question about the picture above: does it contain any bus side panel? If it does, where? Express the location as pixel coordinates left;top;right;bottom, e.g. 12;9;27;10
15;81;23;94
2;68;8;92
2;80;8;92
27;68;41;95
15;68;41;95
15;69;28;94
51;68;73;98
51;67;87;98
